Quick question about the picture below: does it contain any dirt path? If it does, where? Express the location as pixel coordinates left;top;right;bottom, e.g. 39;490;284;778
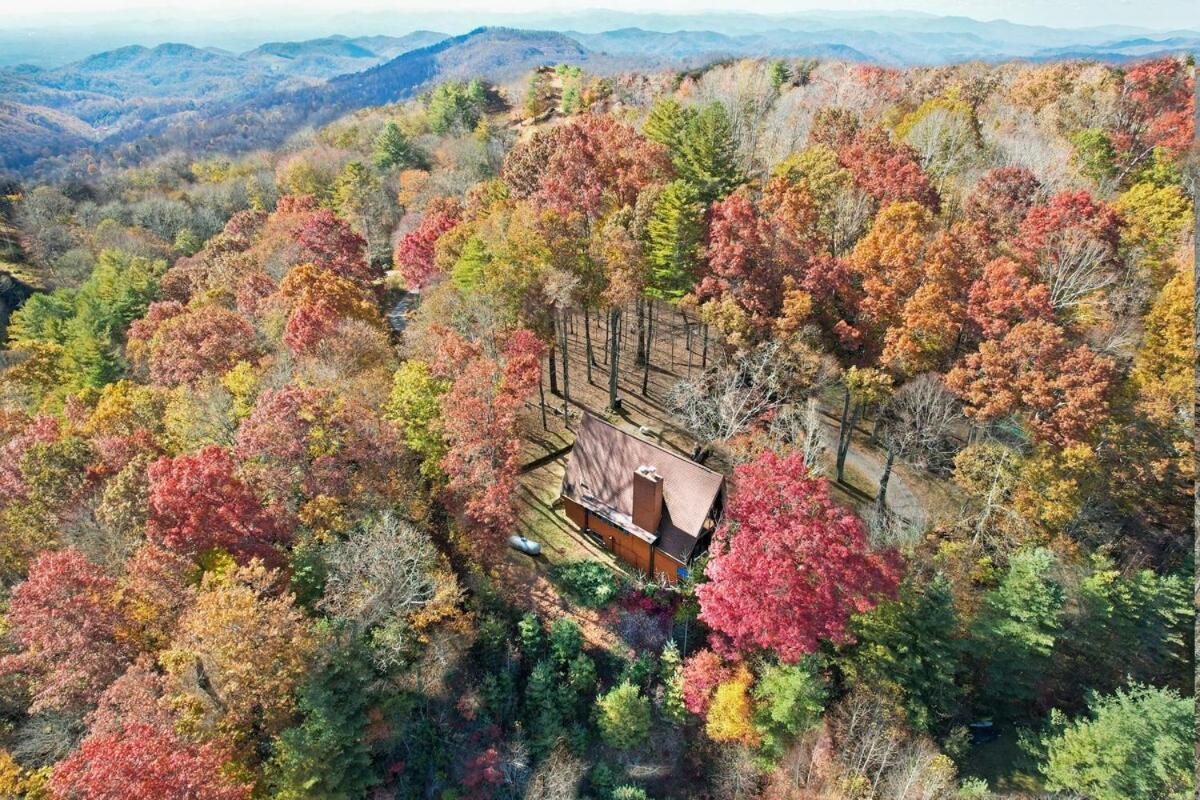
816;412;924;522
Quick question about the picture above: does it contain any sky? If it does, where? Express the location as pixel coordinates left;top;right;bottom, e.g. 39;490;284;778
3;0;1197;30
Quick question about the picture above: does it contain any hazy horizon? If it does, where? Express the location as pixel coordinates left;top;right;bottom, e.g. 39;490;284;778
2;3;1197;69
7;0;1200;31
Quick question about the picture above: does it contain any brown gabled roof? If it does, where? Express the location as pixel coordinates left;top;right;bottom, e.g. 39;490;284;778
561;413;724;563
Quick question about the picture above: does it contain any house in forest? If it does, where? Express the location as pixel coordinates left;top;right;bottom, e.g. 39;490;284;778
560;413;724;584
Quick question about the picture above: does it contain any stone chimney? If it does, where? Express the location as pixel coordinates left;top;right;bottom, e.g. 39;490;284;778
632;464;663;534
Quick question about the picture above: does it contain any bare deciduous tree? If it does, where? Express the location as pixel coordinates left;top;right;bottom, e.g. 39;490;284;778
831;185;875;256
668;340;799;458
827;686;959;798
767;398;828;475
881;375;962;472
987;109;1076;191
903;107;979;183
1036;229;1117;311
710;742;764;800
830;687;906;790
865;504;929;551
520;745;586;800
694;61;777;177
876;374;962;512
320;512;439;635
879;738;958;800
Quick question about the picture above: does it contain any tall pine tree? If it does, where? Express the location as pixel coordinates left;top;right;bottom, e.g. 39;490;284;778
847;574;962;733
971;548;1065;720
645;179;703;301
372;121;424;170
643;96;694;153
266;641;378;800
675;102;741;204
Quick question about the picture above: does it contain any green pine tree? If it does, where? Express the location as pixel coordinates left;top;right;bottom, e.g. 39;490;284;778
549;618;582;666
1041;684;1194;800
427;79;488;134
643;96;694;152
525;658;565;756
451;235;491;293
1069;560;1191;694
62;298;122;390
848;575;962;733
971;548;1065;720
752;657;827;763
87;250;163;329
596;682;652;749
333;161;382;240
265;641;378;800
173;227;203;255
674;102;741;203
659;640;688;724
769;60;792;90
372;121;424;170
645;179;703;301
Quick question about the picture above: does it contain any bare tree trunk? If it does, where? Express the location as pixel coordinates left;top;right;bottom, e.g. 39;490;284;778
608;306;621;411
642;299;654;396
636;298;646;366
686;314;694;377
547;314;559;395
876;444;896;512
618;303;625;357
538;362;548;430
669;306;677;366
836;389;864;484
836;388;851;481
583;305;595;384
602;307;610;364
559;309;570;426
701;323;709;369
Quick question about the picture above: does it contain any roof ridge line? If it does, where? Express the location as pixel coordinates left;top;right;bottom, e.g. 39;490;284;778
578;411;723;478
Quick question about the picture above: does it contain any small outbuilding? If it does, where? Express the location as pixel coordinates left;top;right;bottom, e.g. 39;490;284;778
560;413;725;584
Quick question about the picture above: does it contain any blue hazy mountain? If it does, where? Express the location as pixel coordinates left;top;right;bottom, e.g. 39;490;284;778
1;12;1196;172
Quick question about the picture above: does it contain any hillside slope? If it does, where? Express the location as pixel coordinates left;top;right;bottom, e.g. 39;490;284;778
88;28;602;164
0;31;457;171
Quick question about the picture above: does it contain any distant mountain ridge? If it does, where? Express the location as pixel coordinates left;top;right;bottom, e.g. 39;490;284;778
1;15;1196;173
126;27;602;157
243;31;448;78
0;31;452;170
570;23;1199;65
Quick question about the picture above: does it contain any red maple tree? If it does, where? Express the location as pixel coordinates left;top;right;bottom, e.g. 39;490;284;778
1118;58;1195;157
964;166;1041;245
512;114;670;221
967;256;1055;339
136;304;259;387
697;452;900;663
434;327;545;557
393;197;462;291
296;208;377;289
49;722;250;800
699;180;822;334
680;648;733;716
838;127;939;211
145;446;292;563
0;549;134;714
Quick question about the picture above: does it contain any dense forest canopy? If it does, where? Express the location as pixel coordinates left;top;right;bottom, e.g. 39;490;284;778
0;52;1195;799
